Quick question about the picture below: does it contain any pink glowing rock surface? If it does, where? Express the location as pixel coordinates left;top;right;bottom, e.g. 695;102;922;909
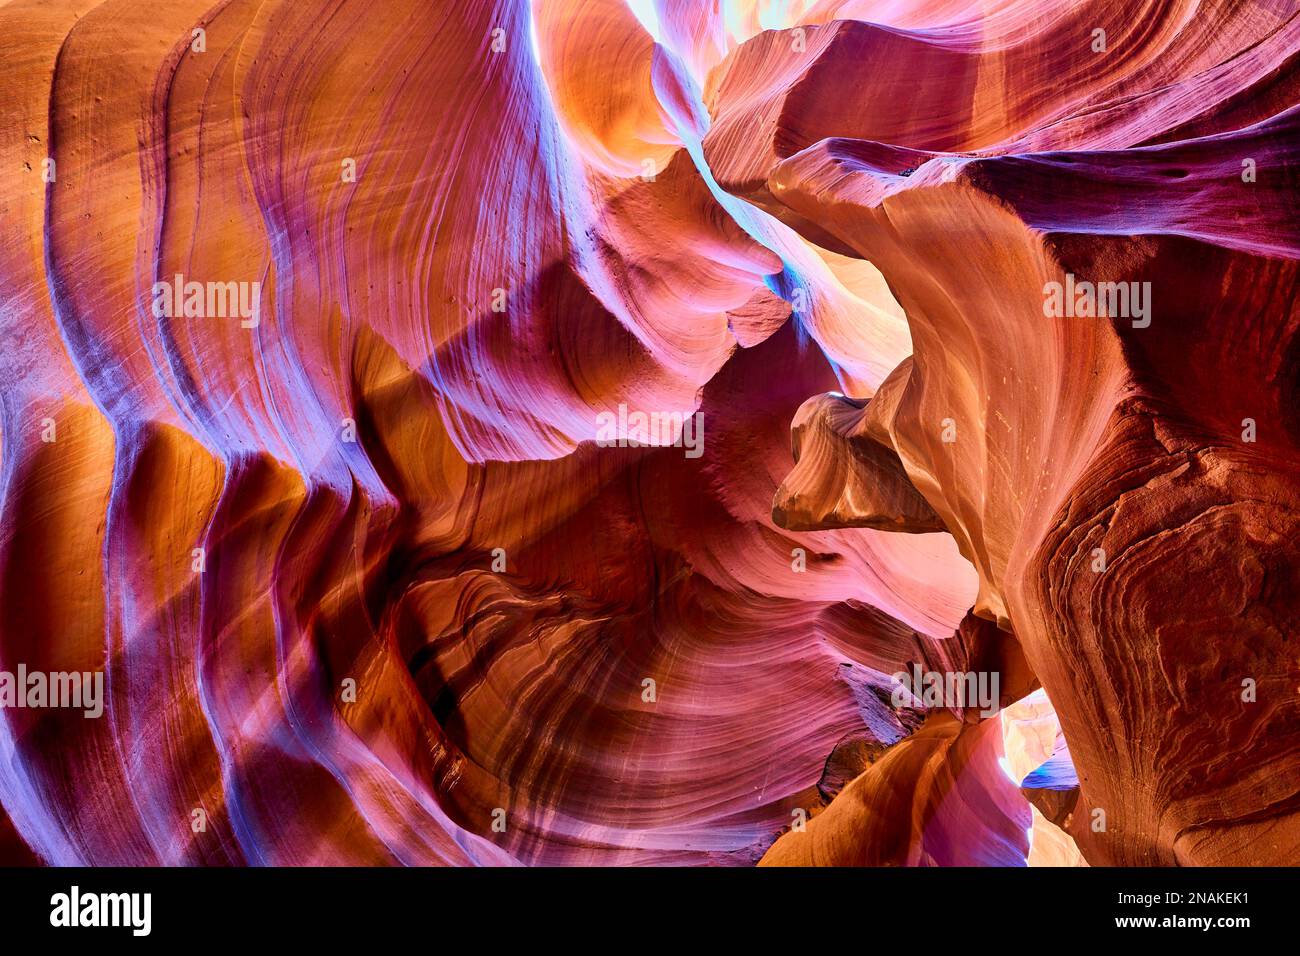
0;0;1296;866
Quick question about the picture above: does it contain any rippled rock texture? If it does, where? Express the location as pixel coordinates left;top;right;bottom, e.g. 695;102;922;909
0;0;1296;866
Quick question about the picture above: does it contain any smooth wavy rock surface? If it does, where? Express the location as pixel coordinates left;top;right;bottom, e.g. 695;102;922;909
709;3;1300;865
0;0;1296;867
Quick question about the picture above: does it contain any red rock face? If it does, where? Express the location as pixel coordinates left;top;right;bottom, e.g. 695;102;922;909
707;2;1300;865
0;0;1295;867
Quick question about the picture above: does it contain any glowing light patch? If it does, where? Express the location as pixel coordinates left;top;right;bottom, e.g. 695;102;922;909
528;7;543;67
624;0;664;43
722;0;748;43
757;0;795;31
998;755;1022;785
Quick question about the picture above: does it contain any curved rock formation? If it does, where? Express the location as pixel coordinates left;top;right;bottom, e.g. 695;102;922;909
0;0;1295;867
708;2;1300;865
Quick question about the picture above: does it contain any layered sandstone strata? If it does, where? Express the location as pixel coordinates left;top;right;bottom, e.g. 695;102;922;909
0;0;1295;867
